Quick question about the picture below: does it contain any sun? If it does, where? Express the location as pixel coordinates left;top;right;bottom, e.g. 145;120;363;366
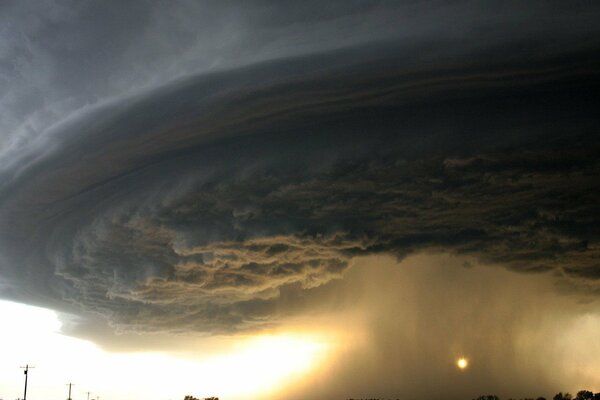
457;357;468;370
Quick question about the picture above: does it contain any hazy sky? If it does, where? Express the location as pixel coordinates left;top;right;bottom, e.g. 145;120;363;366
1;2;599;399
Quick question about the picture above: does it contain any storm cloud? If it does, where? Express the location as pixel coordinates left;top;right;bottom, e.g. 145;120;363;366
0;1;599;339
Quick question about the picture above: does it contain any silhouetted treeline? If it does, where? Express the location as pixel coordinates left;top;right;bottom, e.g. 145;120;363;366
344;391;600;400
473;390;600;400
183;395;218;400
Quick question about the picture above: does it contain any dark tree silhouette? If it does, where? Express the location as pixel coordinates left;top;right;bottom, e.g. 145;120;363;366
474;396;500;400
554;393;573;400
576;391;594;400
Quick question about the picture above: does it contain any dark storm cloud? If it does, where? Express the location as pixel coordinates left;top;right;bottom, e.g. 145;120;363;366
3;0;599;152
0;0;438;153
0;1;600;335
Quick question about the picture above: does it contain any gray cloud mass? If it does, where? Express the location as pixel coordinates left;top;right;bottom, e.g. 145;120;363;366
0;1;599;339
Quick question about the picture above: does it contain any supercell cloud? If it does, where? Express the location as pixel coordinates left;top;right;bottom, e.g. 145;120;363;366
0;1;599;337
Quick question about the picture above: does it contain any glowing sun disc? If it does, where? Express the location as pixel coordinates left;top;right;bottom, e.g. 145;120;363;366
457;357;468;369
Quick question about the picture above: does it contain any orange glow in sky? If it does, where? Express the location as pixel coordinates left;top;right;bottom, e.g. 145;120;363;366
0;300;336;400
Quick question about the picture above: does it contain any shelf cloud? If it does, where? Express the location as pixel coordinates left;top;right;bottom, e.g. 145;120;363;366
0;1;599;340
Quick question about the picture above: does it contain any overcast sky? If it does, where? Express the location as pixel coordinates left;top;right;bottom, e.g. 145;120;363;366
1;2;599;399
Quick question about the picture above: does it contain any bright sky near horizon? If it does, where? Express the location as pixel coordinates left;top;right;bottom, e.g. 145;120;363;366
0;300;335;400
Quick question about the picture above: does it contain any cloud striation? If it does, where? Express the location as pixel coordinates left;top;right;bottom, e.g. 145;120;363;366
0;1;599;336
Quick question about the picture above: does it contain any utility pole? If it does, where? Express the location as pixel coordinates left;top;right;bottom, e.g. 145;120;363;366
20;364;35;400
66;383;74;400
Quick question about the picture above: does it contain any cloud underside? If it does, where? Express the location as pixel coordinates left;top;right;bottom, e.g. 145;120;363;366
53;146;600;333
0;40;599;334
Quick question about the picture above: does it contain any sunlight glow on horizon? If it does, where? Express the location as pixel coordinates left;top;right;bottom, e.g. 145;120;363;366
0;300;334;400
